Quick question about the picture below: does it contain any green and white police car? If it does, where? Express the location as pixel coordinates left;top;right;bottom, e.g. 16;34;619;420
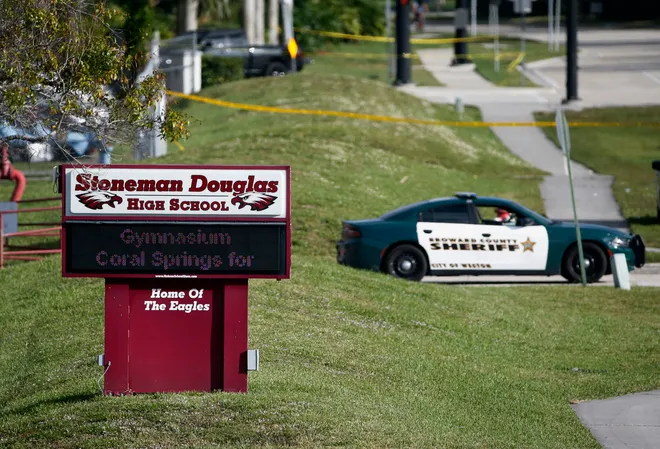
336;192;646;283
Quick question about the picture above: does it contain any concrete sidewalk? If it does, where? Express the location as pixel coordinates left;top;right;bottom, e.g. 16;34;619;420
572;390;660;449
397;48;629;230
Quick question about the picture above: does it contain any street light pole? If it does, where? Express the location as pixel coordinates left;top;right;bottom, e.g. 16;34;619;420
453;0;470;65
565;0;578;101
394;0;412;85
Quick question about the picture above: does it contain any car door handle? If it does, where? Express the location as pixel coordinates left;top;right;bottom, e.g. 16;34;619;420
423;230;432;234
482;233;491;237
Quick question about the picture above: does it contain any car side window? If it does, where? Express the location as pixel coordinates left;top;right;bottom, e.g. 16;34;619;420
419;204;470;224
475;205;536;227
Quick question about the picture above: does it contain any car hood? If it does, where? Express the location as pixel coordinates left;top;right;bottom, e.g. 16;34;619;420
549;220;630;237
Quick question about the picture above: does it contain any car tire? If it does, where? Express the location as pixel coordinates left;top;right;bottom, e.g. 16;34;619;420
265;62;288;77
561;242;607;284
384;244;428;282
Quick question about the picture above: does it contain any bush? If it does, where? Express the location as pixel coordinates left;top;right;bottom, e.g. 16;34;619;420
294;0;386;51
201;56;245;88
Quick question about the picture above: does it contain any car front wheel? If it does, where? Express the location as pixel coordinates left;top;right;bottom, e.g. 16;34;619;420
265;62;288;77
384;244;428;282
561;242;607;284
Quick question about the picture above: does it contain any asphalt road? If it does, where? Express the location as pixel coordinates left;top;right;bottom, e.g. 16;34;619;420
422;263;660;286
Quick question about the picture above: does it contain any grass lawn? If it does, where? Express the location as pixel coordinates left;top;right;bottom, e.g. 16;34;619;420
535;107;660;251
306;37;564;87
1;74;658;447
306;41;443;86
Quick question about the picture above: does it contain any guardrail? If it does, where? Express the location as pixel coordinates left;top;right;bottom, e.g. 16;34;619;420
0;197;62;269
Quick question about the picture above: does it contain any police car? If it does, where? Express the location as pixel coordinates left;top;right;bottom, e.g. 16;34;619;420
336;192;646;283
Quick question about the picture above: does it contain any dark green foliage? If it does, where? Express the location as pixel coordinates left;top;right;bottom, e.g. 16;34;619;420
294;0;386;51
201;55;245;87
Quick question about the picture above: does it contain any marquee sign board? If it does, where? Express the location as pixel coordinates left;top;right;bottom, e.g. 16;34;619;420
58;164;291;279
63;222;287;278
59;165;289;220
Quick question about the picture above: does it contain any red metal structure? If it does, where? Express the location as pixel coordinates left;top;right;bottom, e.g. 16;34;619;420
0;142;61;269
1;143;26;202
0;197;62;269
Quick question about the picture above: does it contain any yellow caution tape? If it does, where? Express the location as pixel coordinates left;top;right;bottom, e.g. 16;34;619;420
293;27;495;44
311;51;523;61
167;91;660;128
507;52;526;72
173;141;185;152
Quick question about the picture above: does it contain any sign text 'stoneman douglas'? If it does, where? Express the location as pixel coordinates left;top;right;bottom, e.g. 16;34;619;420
62;167;288;218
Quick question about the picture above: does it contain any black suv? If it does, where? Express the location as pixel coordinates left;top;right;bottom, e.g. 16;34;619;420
184;29;305;77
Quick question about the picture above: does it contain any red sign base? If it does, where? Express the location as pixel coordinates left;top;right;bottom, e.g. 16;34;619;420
103;278;248;395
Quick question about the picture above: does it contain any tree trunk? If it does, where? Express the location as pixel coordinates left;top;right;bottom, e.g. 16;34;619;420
255;0;265;45
177;0;199;34
244;0;256;44
268;0;279;44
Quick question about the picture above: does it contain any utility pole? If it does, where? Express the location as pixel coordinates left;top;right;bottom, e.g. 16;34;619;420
255;0;265;45
565;0;578;101
177;0;199;34
394;0;411;85
244;0;256;45
268;0;279;44
281;0;295;73
453;0;469;65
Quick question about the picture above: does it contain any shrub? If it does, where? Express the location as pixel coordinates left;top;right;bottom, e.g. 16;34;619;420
201;56;244;88
293;0;386;51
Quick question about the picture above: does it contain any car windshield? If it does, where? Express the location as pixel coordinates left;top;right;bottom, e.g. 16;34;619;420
513;203;554;225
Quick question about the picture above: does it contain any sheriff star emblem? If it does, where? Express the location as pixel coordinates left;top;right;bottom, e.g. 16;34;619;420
521;237;536;252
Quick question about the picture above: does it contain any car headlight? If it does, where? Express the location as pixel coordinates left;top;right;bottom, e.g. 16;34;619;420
610;236;630;248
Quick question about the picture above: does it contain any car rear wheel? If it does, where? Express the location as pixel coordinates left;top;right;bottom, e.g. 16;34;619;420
385;244;428;282
561;242;607;284
265;62;288;77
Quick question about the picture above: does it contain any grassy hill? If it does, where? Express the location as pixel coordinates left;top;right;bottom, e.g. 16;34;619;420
1;74;659;448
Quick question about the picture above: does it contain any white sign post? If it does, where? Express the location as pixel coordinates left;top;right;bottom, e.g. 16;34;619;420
556;108;587;286
490;0;500;73
510;0;534;86
548;0;554;51
386;0;393;83
554;0;561;51
281;0;295;73
471;0;477;36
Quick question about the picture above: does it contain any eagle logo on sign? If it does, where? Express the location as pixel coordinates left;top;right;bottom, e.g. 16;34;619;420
76;191;123;210
231;192;277;212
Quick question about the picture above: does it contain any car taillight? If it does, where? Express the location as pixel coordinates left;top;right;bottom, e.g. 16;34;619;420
342;223;361;239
